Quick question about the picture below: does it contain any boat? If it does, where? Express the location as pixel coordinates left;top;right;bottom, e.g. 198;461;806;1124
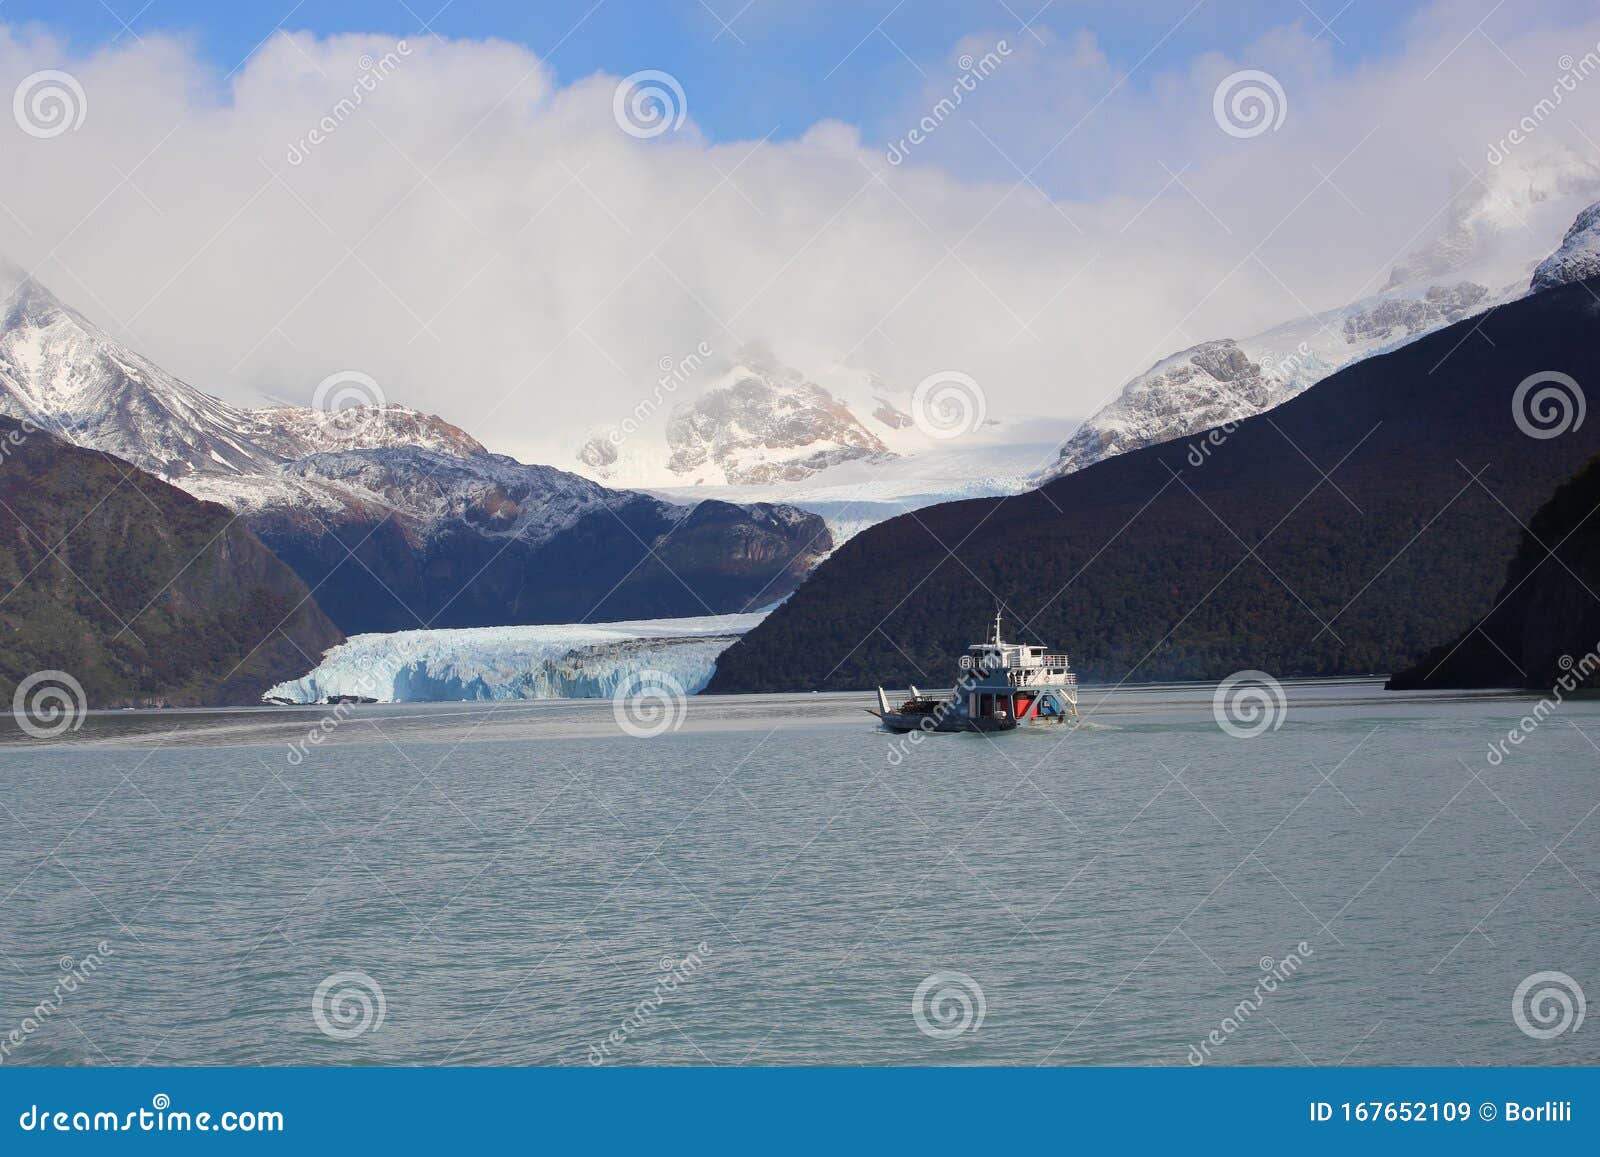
871;611;1079;734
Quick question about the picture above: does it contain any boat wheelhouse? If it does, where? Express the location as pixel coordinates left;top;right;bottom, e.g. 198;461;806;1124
872;611;1079;734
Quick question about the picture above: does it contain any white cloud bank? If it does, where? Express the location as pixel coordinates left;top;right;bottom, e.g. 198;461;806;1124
3;0;1600;468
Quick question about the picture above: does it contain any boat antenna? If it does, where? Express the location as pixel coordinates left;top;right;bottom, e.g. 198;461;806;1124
993;602;1004;646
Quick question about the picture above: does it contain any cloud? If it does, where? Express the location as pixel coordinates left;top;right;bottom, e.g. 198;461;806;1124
3;2;1600;469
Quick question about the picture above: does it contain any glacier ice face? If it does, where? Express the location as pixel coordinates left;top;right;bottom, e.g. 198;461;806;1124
263;612;770;703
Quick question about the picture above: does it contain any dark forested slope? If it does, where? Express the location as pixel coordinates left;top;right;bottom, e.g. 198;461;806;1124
0;417;343;707
709;279;1600;692
1389;453;1600;689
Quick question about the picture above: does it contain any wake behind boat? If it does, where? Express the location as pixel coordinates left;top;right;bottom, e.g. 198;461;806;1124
871;612;1079;734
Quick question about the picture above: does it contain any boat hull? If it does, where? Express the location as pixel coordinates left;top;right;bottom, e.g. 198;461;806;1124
878;712;1064;734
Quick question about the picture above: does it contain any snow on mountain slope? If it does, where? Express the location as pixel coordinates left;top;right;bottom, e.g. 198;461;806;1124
646;413;1079;543
255;403;487;461
264;611;768;703
1531;200;1600;291
0;273;281;476
0;264;484;479
580;353;893;487
1043;148;1600;481
0;266;834;633
1047;282;1495;476
569;344;1079;541
181;445;625;552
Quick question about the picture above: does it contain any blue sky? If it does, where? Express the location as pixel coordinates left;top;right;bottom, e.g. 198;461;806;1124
8;0;1438;146
7;0;1599;460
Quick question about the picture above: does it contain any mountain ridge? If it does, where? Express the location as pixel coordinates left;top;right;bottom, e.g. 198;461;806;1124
0;268;834;634
707;276;1600;693
0;414;343;707
1388;454;1600;691
1040;152;1600;483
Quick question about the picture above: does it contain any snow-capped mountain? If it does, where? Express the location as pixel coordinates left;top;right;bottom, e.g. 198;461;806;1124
579;353;894;487
0;266;480;477
0;265;832;634
569;347;1081;543
663;368;892;485
264;610;768;703
1046;281;1492;476
1531;201;1600;291
647;412;1079;544
182;446;622;547
1043;148;1600;481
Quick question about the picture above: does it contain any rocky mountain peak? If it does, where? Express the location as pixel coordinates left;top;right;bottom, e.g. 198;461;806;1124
663;361;892;485
1530;200;1600;292
0;263;489;479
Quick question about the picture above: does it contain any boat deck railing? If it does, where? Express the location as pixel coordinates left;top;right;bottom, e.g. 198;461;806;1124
1008;668;1077;687
1006;653;1071;667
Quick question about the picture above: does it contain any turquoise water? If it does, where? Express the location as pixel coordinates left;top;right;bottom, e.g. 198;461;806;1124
1;680;1596;1066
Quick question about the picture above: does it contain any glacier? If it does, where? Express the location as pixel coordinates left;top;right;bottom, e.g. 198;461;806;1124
262;612;769;704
